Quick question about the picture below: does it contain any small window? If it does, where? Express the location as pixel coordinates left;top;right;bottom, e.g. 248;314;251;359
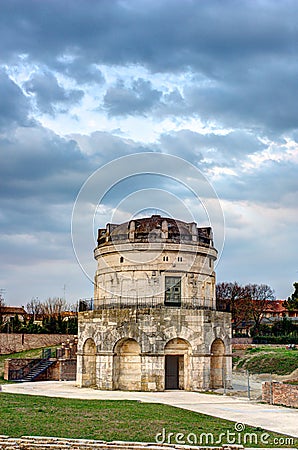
209;258;212;268
120;256;124;263
163;256;169;262
178;256;183;262
165;276;181;306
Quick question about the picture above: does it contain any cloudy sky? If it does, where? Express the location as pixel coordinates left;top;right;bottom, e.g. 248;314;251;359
1;0;297;306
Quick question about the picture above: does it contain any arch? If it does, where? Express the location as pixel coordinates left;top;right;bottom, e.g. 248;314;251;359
164;338;192;390
82;338;96;387
163;324;195;344
164;338;192;354
210;338;225;389
113;338;141;390
106;326;151;353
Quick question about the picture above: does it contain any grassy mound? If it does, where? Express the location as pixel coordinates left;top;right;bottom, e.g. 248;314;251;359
234;346;298;375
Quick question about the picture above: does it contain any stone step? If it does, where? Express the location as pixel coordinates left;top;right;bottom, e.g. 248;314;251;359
0;436;244;449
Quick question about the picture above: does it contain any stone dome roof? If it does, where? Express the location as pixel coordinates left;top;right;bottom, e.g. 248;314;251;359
113;215;192;237
97;215;213;247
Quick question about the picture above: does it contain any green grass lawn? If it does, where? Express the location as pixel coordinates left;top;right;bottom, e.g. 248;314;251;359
0;393;296;448
234;346;298;375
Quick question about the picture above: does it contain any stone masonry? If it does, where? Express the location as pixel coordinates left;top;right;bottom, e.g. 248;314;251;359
262;381;298;408
77;215;232;391
77;307;232;391
0;333;75;355
0;436;244;450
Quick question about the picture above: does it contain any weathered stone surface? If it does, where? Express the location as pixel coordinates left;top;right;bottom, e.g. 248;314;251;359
0;334;75;355
262;381;298;407
0;436;244;449
77;307;232;391
77;216;232;392
5;339;77;381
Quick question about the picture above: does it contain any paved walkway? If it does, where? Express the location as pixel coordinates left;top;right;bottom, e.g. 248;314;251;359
2;381;298;441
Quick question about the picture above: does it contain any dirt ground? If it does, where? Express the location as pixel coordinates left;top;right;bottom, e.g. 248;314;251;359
217;368;298;400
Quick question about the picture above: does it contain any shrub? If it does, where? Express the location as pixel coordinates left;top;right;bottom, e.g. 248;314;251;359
253;335;298;344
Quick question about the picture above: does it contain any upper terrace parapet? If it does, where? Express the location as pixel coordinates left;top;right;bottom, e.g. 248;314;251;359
97;215;213;248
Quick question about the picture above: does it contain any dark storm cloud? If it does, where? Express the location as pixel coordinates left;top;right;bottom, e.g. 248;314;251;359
103;79;162;116
0;0;297;301
184;59;298;133
159;129;298;208
215;158;298;207
1;1;298;130
0;71;31;129
1;0;297;72
0;126;157;236
0;125;91;202
71;130;154;162
103;80;186;117
0;197;72;236
160;129;265;164
54;58;105;85
24;71;84;114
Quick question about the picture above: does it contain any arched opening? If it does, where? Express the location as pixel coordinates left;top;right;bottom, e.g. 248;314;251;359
210;338;225;389
82;338;96;387
113;338;141;390
164;338;192;390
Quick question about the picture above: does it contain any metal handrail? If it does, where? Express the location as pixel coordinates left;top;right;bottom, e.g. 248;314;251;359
79;297;215;312
99;234;212;246
8;348;53;380
9;358;42;380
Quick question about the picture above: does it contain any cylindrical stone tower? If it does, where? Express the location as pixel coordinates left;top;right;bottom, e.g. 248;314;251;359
77;215;232;391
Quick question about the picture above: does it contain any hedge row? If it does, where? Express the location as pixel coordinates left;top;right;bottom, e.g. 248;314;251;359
253;335;298;344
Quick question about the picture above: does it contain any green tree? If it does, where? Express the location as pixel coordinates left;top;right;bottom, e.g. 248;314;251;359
271;316;297;336
284;282;298;311
0;294;5;328
66;317;78;334
11;313;23;332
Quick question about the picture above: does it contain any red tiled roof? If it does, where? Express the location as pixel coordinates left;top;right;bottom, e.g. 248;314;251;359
265;300;287;313
0;306;26;314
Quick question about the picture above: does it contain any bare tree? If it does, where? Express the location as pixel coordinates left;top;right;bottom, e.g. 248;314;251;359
245;283;275;334
67;301;79;313
41;297;68;317
216;281;249;329
217;281;275;335
216;281;242;311
26;297;43;317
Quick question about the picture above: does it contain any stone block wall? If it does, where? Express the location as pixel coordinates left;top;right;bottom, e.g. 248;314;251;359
231;338;253;345
0;436;244;449
77;307;232;391
262;381;298;407
4;358;35;380
5;358;77;381
34;359;77;382
0;333;75;355
57;359;77;381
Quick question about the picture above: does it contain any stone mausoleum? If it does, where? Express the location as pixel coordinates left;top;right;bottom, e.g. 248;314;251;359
77;215;232;391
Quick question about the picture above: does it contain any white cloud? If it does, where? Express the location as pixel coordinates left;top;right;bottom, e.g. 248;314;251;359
1;0;298;303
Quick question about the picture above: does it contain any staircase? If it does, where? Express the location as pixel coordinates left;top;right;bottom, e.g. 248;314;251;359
21;359;56;382
7;342;77;382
